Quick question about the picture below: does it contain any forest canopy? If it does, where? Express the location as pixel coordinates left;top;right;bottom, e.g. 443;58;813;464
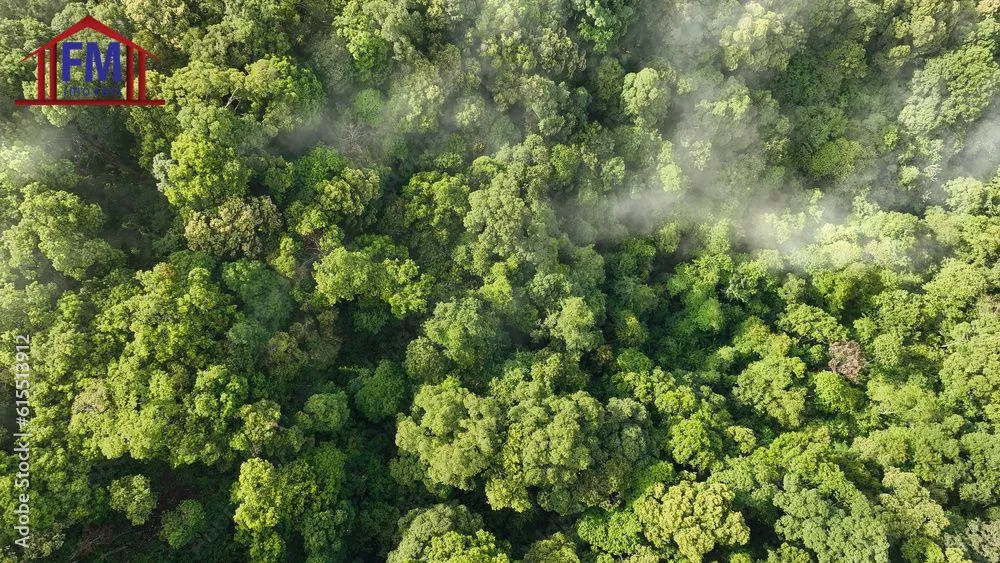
2;0;1000;561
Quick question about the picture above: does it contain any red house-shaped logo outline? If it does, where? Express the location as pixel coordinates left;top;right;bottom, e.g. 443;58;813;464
15;16;165;106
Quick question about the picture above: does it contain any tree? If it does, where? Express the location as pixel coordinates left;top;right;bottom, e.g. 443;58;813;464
0;17;47;115
543;296;603;357
621;68;672;128
189;0;299;67
576;508;648;560
484;391;646;515
396;378;500;491
422;530;512;562
159;131;250;210
8;185;121;281
721;3;805;72
70;256;248;466
10;0;1000;559
733;354;808;428
160;499;206;549
288;166;381;235
944;517;1000;562
109;475;156;526
242;57;322;135
573;0;638;52
773;478;890;563
232;458;287;561
524;533;581;562
230;400;281;455
185;197;282;259
349;360;406;423
232;445;349;561
876;469;948;540
301;391;350;433
314;236;430;318
388;504;501;563
899;43;1000;136
943;172;1000;216
519;75;582;138
221;259;293;329
394;171;471;270
397;60;456;135
422;297;505;369
334;0;392;84
632;480;750;562
939;315;1000;421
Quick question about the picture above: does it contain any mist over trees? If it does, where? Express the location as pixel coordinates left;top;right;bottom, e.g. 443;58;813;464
1;0;1000;561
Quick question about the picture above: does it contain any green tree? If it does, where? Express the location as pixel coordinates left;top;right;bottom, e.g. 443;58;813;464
632;480;750;562
160;499;206;549
109;475;157;526
350;360;406;423
543;296;603;357
422;297;505;369
314;236;430;318
396;378;501;491
185;197;282;259
388;504;501;563
160;132;250;210
6;185;121;281
621;68;672;128
721;2;804;72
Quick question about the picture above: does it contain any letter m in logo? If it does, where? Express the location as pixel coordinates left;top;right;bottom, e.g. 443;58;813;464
85;42;121;82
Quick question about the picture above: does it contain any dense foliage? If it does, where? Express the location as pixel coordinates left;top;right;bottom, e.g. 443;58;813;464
2;0;1000;561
